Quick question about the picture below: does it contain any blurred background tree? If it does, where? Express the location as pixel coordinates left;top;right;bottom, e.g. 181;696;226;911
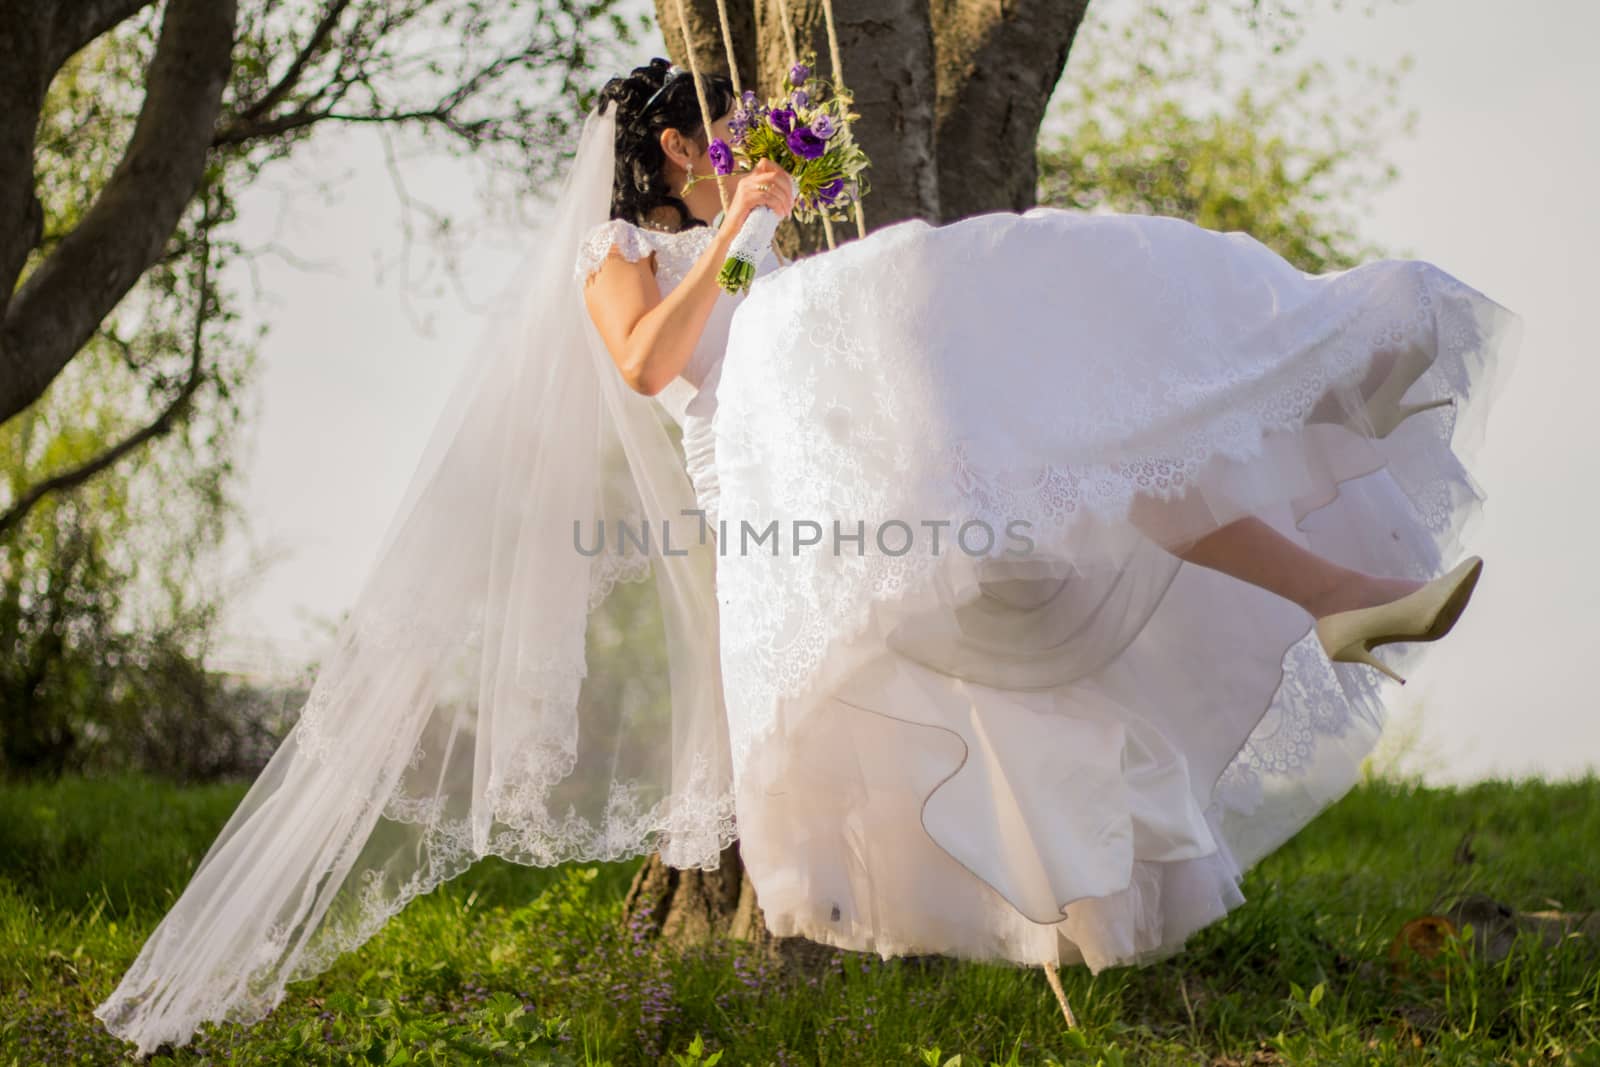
1;27;256;780
0;0;647;778
1035;1;1413;273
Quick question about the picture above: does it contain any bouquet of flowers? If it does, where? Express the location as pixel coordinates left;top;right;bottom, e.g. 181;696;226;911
687;53;872;294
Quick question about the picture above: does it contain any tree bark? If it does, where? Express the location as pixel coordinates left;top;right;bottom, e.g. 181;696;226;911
0;4;52;323
631;0;1092;959
48;0;164;68
0;205;212;540
0;0;236;426
930;0;1090;221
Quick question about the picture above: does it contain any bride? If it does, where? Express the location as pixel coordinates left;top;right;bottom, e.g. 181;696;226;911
96;58;1523;1054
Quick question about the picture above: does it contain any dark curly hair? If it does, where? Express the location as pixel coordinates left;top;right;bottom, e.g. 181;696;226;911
596;57;736;232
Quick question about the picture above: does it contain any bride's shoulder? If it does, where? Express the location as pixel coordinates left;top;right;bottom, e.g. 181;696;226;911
575;217;655;282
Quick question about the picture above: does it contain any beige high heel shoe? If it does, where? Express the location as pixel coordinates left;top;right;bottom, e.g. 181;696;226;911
1314;555;1484;684
1356;343;1455;440
1315;342;1454;440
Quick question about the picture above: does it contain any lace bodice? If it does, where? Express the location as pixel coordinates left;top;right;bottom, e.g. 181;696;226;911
575;216;781;518
575;218;775;400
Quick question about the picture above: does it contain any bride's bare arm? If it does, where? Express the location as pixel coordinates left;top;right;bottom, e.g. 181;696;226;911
582;226;741;396
582;159;795;396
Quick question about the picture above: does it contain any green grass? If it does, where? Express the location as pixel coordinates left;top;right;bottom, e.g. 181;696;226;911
1;772;1597;1065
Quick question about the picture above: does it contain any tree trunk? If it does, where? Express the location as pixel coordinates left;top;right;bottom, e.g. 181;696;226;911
0;0;236;426
630;0;1092;962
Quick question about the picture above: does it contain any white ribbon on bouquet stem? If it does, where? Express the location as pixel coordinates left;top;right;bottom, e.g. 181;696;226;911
726;171;800;274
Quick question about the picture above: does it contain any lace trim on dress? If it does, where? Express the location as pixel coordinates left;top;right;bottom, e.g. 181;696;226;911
573;218;719;291
587;549;655;612
713;249;1523;790
574;218;654;281
288;744;737;989
94;738;738;1051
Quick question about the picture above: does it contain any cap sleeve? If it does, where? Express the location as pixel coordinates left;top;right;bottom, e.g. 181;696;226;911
574;218;654;282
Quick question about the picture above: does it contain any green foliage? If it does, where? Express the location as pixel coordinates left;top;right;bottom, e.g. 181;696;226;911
669;1032;722;1066
4;774;1599;1064
240;988;580;1066
3;0;652;780
2;18;262;781
1038;2;1416;273
0;775;251;916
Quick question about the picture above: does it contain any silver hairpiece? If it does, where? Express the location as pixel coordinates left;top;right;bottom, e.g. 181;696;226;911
641;65;689;114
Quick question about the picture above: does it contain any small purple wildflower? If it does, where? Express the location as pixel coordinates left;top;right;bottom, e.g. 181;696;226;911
817;177;845;204
707;137;734;175
769;107;795;136
811;113;836;139
792;88;810;108
732;952;762;991
790;62;810;85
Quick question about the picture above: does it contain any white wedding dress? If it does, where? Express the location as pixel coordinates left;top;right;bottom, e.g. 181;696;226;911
574;206;1522;973
89;96;1522;1055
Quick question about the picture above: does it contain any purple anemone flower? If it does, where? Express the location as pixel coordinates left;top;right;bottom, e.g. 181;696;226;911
811;114;836;139
791;88;810;109
789;63;810;86
707;138;734;175
817;177;845;203
787;126;827;160
768;107;795;136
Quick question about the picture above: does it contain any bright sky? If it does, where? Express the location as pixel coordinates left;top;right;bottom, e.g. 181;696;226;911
213;0;1599;786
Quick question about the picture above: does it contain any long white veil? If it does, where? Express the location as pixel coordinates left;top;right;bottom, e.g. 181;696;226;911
95;100;735;1056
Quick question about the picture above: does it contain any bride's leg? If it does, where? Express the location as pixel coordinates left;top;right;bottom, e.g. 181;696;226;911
1130;503;1423;618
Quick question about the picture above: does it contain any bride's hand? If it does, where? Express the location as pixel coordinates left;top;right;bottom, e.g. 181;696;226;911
719;158;796;237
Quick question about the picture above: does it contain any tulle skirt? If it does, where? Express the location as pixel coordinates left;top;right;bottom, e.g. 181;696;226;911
705;205;1523;971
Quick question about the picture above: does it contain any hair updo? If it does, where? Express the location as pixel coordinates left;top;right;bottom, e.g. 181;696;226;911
597;57;736;232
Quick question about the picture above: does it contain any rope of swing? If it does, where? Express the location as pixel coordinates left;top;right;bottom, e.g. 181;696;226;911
671;0;867;251
671;0;1078;1032
671;0;732;218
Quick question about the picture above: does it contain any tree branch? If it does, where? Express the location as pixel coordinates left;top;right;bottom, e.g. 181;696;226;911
211;2;592;156
0;202;214;539
47;0;160;70
231;0;355;124
0;6;51;316
0;0;236;426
